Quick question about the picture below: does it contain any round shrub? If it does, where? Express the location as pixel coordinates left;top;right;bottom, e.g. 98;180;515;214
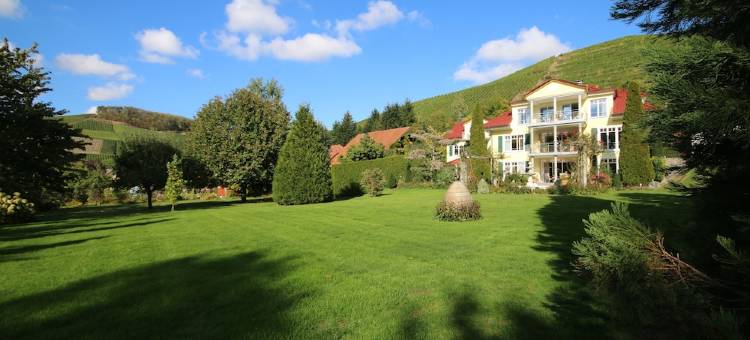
1;192;35;224
435;200;481;221
360;168;385;197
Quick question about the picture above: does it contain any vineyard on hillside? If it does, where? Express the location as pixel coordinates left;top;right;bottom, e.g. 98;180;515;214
60;115;186;166
412;35;673;124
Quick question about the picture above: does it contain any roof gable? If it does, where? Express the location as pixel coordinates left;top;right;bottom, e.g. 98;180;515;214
525;79;586;100
331;127;410;164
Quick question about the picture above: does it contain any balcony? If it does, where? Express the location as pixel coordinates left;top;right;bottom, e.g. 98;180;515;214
528;110;584;126
529;141;578;155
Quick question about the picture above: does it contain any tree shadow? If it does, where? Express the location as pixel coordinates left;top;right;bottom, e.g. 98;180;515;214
0;218;174;242
399;302;428;340
0;236;109;262
0;250;310;339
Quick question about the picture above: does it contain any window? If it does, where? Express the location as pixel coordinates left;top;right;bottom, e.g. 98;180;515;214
601;157;618;174
540;106;554;122
448;145;453;156
503;135;526;151
561;103;579;120
598;126;622;150
591;98;607;118
503;161;529;174
518;108;530;124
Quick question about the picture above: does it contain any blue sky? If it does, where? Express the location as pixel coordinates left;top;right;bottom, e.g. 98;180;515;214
1;0;640;126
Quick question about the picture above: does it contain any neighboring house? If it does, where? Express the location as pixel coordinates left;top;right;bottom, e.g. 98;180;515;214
330;126;411;164
444;79;635;186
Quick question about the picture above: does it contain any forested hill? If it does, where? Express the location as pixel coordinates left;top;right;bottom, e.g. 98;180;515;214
95;106;192;132
412;35;673;129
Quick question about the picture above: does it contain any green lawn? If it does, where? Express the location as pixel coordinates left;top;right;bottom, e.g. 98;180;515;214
0;189;691;339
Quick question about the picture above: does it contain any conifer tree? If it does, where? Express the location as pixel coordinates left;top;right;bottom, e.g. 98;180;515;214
165;154;185;211
272;105;332;205
469;104;492;183
619;81;655;186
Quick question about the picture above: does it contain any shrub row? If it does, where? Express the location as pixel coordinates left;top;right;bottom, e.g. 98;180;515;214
332;156;410;197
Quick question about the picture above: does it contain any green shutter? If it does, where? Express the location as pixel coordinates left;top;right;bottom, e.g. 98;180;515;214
525;133;530;145
498;136;503;152
448;145;452;156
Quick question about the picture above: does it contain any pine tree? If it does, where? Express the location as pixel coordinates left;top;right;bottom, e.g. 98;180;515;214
331;111;358;145
362;109;382;132
469;104;492;183
272;104;332;205
619;81;655;186
165;154;185;212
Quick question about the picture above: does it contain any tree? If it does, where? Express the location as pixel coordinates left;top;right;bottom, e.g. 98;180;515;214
344;135;385;161
114;138;178;209
381;103;402;129
68;160;111;205
0;40;85;208
188;78;290;202
399;99;416;127
619;81;655;186
362;109;382;133
330;111;358;145
165;154;185;211
272;104;332;205
611;0;750;49
469;105;491;183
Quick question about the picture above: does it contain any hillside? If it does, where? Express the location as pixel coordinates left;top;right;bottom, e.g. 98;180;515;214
60;114;186;166
413;35;673;126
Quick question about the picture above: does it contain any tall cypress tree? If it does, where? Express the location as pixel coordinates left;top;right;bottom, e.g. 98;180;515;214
272;104;332;205
619;81;655;185
469;104;492;182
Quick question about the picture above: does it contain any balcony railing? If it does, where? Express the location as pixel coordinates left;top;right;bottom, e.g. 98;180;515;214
530;110;583;125
530;142;578;154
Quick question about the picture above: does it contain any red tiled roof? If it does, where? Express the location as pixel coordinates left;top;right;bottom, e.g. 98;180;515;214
484;111;512;129
331;126;411;164
612;88;654;116
444;121;464;139
448;159;460;166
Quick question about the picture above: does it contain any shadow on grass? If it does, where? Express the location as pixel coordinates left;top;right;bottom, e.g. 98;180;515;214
0;250;310;339
0;236;110;262
0;218;174;242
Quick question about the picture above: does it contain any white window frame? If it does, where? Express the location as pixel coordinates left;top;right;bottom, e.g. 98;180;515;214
503;135;525;152
502;161;528;175
518;108;530;124
590;98;607;118
598;126;622;150
601;157;618;174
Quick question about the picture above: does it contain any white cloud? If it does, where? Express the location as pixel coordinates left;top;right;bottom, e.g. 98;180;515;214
266;33;361;61
407;10;430;28
186;68;205;79
86;106;98;114
336;0;404;36
0;0;23;18
215;0;422;62
454;27;571;84
87;82;134;101
55;53;135;80
225;0;292;35
135;28;198;64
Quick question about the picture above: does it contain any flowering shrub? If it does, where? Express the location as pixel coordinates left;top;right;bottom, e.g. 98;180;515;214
360;168;385;197
1;192;35;224
435;200;481;221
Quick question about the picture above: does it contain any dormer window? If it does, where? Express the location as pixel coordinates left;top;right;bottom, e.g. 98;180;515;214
518;108;530;124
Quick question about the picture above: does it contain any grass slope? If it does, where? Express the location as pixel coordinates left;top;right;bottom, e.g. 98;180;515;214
413;35;672;122
0;189;691;339
60;114;185;165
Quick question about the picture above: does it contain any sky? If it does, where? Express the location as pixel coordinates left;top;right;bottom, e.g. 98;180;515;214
1;0;641;126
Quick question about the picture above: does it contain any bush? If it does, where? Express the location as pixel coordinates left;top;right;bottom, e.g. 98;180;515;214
343;135;385;161
572;203;722;337
613;172;623;189
0;192;35;224
435;200;481;221
360;168;386;197
434;168;456;188
385;173;398;189
332;156;410;197
652;157;667;182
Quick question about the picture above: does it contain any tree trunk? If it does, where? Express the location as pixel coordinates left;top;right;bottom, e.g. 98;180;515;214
146;189;153;209
240;184;247;202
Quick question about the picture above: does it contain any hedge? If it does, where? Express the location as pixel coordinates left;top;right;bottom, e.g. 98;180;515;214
332;156;410;197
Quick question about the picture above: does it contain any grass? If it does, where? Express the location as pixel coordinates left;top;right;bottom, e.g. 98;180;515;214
412;35;675;123
0;189;691;339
